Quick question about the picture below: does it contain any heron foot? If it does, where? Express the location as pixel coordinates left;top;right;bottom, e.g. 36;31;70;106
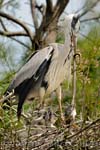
60;113;66;126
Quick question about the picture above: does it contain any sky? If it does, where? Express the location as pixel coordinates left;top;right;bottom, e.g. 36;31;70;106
16;0;85;22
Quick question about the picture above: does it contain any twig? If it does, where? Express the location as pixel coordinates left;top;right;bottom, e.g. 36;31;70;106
0;18;7;31
1;0;15;8
0;11;34;42
0;91;29;120
0;18;30;48
81;15;100;22
0;30;28;37
11;107;29;120
79;0;100;18
0;92;14;103
30;0;39;29
79;32;95;44
47;118;100;149
46;0;53;14
10;37;30;49
66;118;100;139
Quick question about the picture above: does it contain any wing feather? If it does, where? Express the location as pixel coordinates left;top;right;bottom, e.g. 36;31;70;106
6;46;54;118
8;46;54;92
17;49;54;118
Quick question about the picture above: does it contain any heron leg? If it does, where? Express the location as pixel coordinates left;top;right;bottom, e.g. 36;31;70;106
56;86;64;122
39;87;45;108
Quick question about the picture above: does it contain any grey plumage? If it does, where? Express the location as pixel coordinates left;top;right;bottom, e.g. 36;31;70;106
5;14;80;119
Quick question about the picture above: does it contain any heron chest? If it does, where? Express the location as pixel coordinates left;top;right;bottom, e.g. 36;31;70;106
44;56;70;93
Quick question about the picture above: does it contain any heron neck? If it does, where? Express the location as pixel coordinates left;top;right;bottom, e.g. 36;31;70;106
64;31;71;52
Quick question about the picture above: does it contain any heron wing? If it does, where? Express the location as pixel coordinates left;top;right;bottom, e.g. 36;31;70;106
6;46;54;118
8;46;54;91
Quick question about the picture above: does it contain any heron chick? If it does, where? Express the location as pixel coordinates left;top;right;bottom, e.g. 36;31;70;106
4;14;80;120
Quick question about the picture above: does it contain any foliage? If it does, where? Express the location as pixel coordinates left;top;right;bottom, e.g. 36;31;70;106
0;43;21;95
77;26;100;121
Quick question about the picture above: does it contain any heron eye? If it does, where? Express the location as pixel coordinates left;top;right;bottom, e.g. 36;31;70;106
71;16;79;29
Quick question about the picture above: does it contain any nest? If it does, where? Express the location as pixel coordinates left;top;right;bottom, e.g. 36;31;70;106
0;114;100;150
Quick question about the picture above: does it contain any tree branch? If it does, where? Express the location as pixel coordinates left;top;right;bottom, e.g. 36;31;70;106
81;15;100;22
0;17;30;48
0;18;7;31
79;0;100;18
42;0;69;29
0;30;28;37
10;37;30;49
53;0;69;21
30;0;39;29
35;0;69;46
1;0;14;8
0;11;34;42
46;0;53;14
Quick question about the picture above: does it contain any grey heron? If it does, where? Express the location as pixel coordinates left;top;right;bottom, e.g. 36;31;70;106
5;14;80;120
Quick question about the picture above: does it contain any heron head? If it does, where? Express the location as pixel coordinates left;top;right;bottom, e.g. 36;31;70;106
64;14;80;36
71;14;80;34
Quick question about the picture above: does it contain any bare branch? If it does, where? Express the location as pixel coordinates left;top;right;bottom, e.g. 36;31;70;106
41;0;70;28
10;37;30;49
0;92;14;103
0;17;30;48
0;30;28;37
0;18;7;31
0;92;29;120
81;15;100;22
36;4;46;16
0;18;27;37
30;0;39;29
46;0;53;14
67;118;100;139
0;11;34;42
1;0;14;7
79;32;95;44
53;0;69;21
79;0;100;18
33;0;69;49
